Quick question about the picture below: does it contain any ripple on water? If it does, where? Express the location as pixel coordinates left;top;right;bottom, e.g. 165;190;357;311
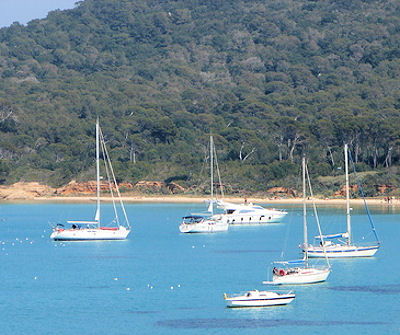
214;249;280;254
156;318;386;329
327;284;400;294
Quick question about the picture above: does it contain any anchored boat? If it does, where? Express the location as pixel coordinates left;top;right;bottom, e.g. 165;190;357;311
306;144;380;258
224;290;295;308
179;135;228;233
267;157;331;285
50;119;131;241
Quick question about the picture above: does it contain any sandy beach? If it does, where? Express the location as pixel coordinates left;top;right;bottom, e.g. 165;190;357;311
20;194;400;206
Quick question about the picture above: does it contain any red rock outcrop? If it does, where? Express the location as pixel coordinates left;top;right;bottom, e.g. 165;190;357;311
333;184;359;197
266;187;296;197
167;182;185;193
374;184;395;194
56;180;134;195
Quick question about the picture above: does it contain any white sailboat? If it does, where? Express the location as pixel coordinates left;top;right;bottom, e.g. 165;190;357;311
266;157;331;285
307;144;380;258
50;119;131;241
179;136;228;233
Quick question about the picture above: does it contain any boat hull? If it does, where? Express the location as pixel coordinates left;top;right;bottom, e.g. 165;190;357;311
225;291;295;308
179;221;228;233
227;212;287;224
306;244;379;258
272;267;330;285
50;227;130;241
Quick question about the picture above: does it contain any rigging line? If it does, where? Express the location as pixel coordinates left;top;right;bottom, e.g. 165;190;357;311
186;143;208;216
305;161;331;269
277;161;301;261
99;127;120;227
279;162;302;260
213;140;224;199
347;147;380;244
100;127;131;229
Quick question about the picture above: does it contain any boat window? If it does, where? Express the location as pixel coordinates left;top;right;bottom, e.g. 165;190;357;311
239;210;254;213
183;216;204;224
227;210;235;214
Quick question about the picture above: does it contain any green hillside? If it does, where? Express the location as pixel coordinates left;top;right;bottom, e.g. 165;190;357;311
1;0;400;195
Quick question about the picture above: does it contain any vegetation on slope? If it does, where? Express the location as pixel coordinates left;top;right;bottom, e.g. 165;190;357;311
1;0;400;195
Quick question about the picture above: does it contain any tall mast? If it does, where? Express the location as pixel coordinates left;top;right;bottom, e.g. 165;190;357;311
345;144;351;244
96;118;101;228
302;156;308;264
210;135;214;215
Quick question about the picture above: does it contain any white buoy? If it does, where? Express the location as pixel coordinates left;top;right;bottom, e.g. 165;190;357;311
113;277;119;281
170;286;174;290
126;287;131;291
177;284;181;288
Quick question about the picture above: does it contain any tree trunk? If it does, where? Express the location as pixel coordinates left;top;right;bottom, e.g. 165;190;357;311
384;146;392;168
288;134;300;163
373;143;378;168
328;147;335;167
354;142;359;164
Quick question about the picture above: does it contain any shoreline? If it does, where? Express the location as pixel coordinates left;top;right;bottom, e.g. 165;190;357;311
2;194;399;206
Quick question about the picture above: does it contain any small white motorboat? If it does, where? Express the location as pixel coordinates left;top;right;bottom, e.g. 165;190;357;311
224;290;295;308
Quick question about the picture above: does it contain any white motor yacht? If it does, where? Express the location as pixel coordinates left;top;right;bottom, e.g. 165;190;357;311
216;200;287;224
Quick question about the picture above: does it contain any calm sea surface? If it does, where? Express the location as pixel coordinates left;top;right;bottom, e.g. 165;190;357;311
0;202;399;335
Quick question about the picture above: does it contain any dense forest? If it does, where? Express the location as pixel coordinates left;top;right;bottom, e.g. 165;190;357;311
1;0;400;196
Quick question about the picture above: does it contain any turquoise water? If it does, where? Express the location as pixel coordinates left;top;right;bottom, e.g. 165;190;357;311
0;203;399;334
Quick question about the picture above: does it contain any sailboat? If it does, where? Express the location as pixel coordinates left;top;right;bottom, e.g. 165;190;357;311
307;144;380;257
265;157;331;285
50;119;131;241
179;136;229;233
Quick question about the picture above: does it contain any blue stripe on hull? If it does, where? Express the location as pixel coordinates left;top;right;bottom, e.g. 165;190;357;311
231;296;295;302
307;246;378;254
53;238;127;241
